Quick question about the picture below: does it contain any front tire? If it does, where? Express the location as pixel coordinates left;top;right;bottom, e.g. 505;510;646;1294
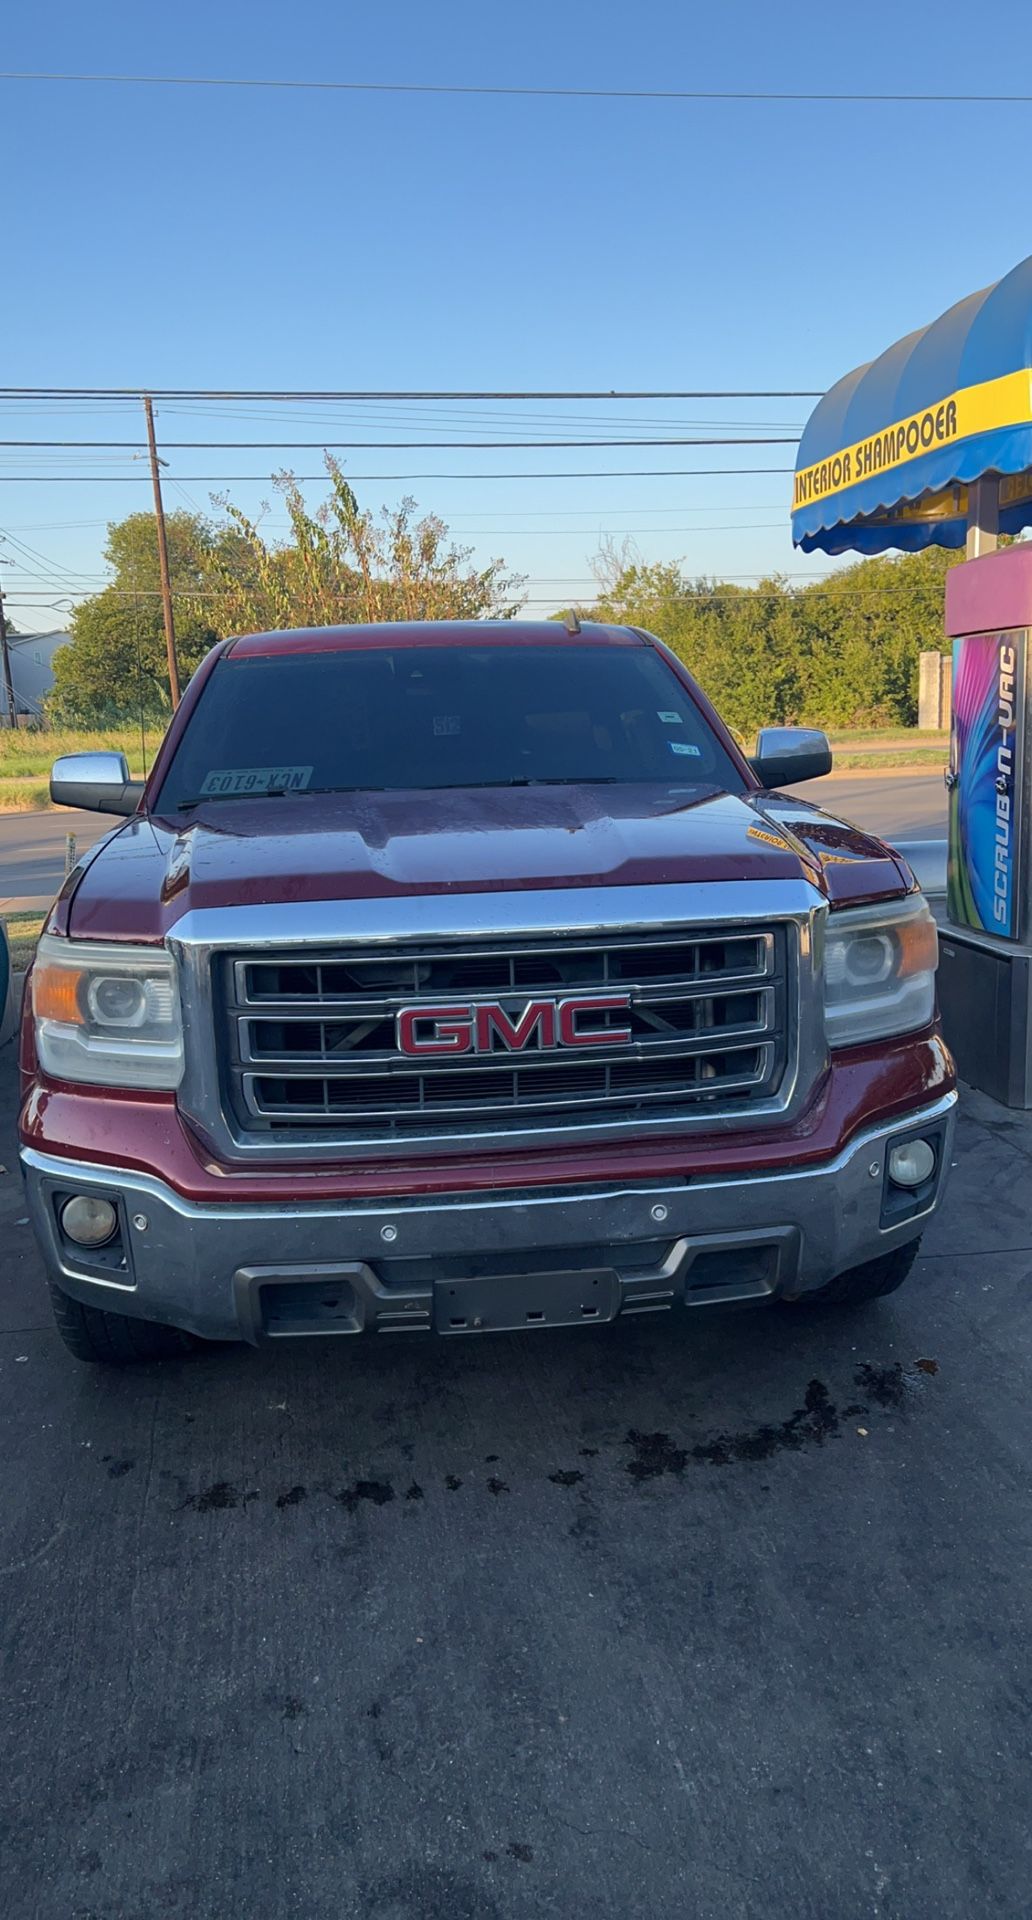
788;1237;921;1310
48;1283;195;1364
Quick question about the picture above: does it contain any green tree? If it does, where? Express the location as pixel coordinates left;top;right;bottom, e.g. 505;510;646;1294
49;588;218;725
211;459;525;633
49;510;224;724
578;543;962;734
49;473;525;725
793;549;957;727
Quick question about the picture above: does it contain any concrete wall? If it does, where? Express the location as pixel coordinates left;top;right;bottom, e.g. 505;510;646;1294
918;650;952;730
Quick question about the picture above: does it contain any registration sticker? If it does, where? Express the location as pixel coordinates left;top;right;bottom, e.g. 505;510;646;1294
668;741;701;757
199;765;313;797
658;711;683;724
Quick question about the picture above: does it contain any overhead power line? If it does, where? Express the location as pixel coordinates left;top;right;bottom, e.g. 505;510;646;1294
0;467;797;483
0;505;791;527
0;520;784;549
0;71;1028;105
1;582;961;599
0;386;822;401
0;436;799;451
4;518;782;541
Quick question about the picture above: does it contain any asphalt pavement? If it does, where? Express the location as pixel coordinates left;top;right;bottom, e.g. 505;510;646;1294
0;810;111;914
0;772;948;915
787;770;948;841
1;1035;1029;1916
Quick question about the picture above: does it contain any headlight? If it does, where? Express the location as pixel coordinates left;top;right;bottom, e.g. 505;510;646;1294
32;934;183;1089
823;896;938;1047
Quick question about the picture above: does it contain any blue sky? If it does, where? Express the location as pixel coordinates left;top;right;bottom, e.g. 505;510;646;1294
3;0;1032;632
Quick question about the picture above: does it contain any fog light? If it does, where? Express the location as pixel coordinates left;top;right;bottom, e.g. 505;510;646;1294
60;1194;118;1247
887;1140;936;1189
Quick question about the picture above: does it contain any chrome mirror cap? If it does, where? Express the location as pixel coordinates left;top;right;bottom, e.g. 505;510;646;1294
749;728;832;789
50;752;145;816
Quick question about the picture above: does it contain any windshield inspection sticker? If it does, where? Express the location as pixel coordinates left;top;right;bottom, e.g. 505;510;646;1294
668;741;702;757
199;765;313;797
658;711;683;724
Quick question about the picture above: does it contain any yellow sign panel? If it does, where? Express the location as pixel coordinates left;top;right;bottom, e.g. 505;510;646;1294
854;468;1032;528
1000;469;1032;506
792;368;1032;513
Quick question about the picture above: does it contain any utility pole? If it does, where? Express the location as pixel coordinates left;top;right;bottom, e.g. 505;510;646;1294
142;395;181;708
0;561;15;729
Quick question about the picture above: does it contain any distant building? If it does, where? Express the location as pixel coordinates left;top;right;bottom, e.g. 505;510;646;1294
0;630;70;721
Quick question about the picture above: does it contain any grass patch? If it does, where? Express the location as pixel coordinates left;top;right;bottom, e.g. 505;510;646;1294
0;728;164;780
831;749;947;771
0;779;54;811
4;911;45;970
826;727;949;749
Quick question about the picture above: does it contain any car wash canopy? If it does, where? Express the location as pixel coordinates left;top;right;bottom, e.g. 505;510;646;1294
792;254;1032;556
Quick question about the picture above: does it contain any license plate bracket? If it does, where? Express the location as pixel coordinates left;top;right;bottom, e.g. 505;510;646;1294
434;1266;621;1334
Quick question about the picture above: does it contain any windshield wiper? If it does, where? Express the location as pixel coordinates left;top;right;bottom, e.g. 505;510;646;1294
457;776;626;788
174;785;373;810
172;775;632;809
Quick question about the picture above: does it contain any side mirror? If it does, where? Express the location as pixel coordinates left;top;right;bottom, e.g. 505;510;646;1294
748;727;832;789
50;752;145;817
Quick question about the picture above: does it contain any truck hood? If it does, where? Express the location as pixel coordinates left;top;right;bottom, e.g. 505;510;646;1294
59;783;910;942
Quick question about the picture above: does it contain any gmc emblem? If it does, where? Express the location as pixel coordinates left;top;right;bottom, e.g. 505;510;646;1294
396;994;633;1057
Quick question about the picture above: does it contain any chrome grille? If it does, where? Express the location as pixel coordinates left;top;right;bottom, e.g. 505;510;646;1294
219;927;792;1149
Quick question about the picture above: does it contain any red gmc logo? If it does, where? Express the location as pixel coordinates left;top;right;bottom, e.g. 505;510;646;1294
396;994;633;1057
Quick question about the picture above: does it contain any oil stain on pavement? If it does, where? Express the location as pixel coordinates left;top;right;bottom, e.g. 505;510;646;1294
164;1359;940;1520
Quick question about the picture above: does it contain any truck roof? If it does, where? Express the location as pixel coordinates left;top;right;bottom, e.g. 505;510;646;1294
226;619;642;659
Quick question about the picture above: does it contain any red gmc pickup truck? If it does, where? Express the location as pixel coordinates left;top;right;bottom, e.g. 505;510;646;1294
19;620;956;1363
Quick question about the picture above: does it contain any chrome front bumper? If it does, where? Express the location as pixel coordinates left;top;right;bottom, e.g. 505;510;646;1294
21;1090;957;1343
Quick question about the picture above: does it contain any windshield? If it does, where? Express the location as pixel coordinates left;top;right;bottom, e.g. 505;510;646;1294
154;642;744;809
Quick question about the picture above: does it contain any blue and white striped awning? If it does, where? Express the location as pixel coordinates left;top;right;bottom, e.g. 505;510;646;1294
792;255;1032;555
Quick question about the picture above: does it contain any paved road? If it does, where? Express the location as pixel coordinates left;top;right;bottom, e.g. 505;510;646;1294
787;770;947;840
1;1044;1029;1917
0;809;111;913
0;773;949;914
